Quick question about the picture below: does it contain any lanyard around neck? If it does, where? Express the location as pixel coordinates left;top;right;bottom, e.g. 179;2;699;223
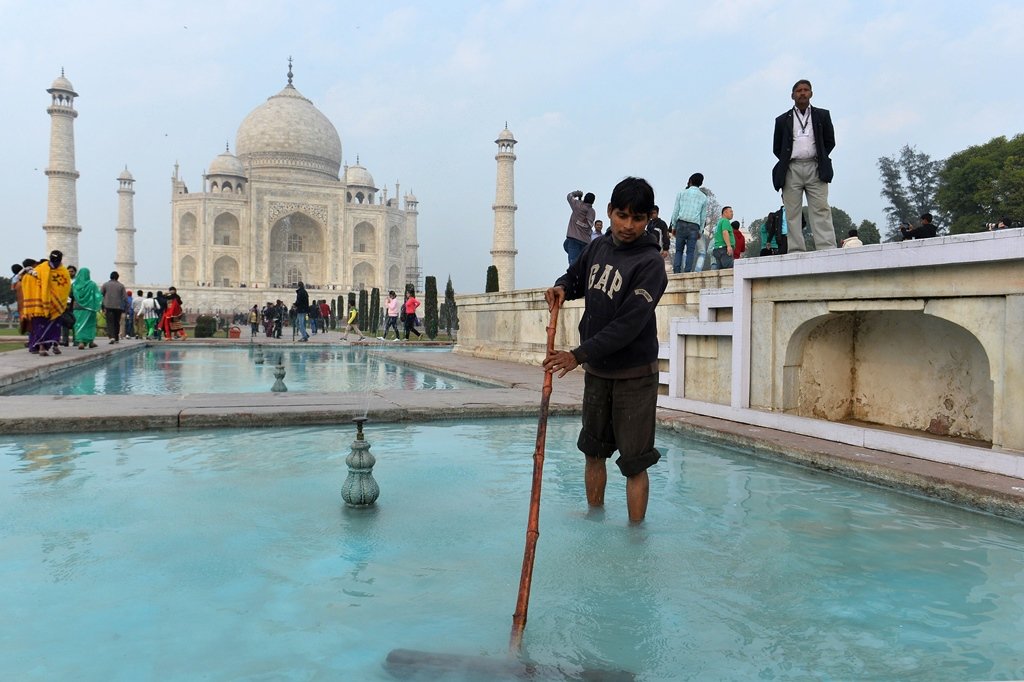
794;106;811;134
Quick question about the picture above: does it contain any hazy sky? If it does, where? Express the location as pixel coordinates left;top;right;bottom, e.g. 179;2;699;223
3;0;1022;293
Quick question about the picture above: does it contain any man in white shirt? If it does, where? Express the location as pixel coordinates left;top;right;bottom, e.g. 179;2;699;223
772;79;837;251
132;290;147;338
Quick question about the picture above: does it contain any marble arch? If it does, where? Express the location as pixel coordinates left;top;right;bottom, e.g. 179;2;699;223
353;221;375;254
214;212;240;246
269;212;324;287
179;213;197;246
179;255;196;284
785;310;993;443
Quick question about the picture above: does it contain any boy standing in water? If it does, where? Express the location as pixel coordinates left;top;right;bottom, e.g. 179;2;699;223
544;177;668;522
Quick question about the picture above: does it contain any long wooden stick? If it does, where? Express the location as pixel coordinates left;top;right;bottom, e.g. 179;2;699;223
509;301;561;655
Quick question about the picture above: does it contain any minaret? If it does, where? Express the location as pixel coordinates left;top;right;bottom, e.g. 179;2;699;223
491;124;518;291
114;167;137;284
404;190;421;291
43;70;82;266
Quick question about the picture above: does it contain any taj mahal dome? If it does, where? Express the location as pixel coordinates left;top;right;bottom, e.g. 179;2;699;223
168;62;420;309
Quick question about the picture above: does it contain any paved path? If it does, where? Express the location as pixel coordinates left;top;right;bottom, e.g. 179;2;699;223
0;336;1021;520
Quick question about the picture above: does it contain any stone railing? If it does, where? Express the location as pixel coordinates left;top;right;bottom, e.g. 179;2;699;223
453;270;734;364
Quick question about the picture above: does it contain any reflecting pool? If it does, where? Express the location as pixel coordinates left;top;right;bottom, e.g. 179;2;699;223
3;346;490;395
2;418;1023;680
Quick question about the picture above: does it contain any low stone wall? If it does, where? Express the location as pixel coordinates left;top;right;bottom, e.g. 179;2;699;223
454;271;733;364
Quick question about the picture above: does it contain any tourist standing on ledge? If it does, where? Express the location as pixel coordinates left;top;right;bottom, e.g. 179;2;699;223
669;172;709;273
564;190;596;264
294;281;310;342
101;271;127;344
731;221;745;259
646;205;671;261
543;177;668;523
711;207;736;269
901;213;937;240
772;79;837;251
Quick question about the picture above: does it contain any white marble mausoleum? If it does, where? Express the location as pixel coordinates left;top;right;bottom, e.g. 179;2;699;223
170;63;420;307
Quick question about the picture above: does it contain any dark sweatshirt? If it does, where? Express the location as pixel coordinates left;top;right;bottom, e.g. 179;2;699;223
294;285;310;313
554;231;668;378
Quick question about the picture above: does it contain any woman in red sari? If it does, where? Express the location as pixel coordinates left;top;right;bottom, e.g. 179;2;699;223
158;291;186;340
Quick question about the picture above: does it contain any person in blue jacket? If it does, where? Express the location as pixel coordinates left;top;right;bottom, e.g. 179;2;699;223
543;177;668;523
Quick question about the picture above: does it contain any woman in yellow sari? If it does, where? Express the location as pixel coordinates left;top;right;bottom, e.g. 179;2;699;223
71;267;101;349
21;250;72;356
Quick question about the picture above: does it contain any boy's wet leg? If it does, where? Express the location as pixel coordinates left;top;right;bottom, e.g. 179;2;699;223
626;470;650;523
585;456;607;507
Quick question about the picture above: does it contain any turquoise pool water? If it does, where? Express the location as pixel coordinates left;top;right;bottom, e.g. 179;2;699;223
3;346;488;395
2;418;1023;680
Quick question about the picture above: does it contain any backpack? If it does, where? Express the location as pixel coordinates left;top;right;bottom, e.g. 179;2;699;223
764;208;782;244
760;207;788;256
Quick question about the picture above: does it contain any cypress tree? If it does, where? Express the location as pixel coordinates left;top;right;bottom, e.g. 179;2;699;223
358;289;368;332
330;298;337;329
424;276;439;339
444;276;459;339
369;288;380;334
485;265;499;293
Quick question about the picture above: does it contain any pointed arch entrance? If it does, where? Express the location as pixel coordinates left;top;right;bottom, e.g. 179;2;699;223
269;212;325;288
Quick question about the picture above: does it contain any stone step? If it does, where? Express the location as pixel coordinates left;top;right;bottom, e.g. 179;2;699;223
698;287;734;322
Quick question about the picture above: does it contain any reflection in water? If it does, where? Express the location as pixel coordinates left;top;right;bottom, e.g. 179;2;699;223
2;421;1024;680
4;347;487;396
10;438;81;483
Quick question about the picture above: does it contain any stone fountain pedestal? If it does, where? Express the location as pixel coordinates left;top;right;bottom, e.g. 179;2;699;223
342;417;379;507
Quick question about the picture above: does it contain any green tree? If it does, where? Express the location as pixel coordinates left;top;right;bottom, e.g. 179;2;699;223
369;288;380;334
357;289;368;333
936;133;1024;234
0;276;13;315
442;276;459;339
485;265;499;293
336;295;344;329
831;206;856;245
857;220;881;245
424;276;439;339
877;144;945;240
330;298;337;329
744;218;763;256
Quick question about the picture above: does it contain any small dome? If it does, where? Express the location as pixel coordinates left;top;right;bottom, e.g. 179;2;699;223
404;191;418;203
118;167;134;181
208;151;246;177
345;163;375;189
48;73;76;95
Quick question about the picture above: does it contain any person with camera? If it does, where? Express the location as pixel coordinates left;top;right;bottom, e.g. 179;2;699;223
900;213;937;240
